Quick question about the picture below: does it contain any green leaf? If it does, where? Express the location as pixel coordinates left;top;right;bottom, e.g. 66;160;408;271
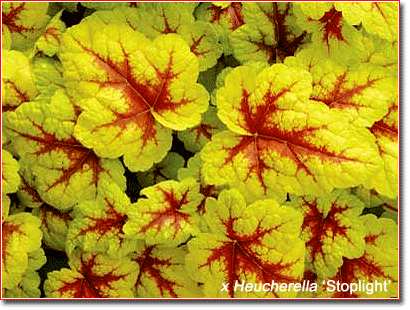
2;149;20;194
2;212;43;289
4;89;126;211
186;189;305;298
131;243;201;298
60;18;209;171
202;63;382;203
2;2;50;51
287;189;366;278
67;180;139;257
35;10;66;57
123;178;203;246
2;50;38;112
44;249;139;298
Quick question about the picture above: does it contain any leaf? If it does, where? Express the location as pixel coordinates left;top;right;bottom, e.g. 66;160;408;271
369;101;398;198
2;149;20;194
123;178;203;246
16;165;44;209
287;189;366;278
136;152;185;188
334;2;398;42
2;248;46;298
178;105;226;153
317;215;398;298
230;2;307;64
202;63;382;203
131;243;200;298
2;2;50;51
195;2;245;55
44;249;139;298
2;212;43;289
4;89;126;211
293;4;367;62
2;50;38;113
66;181;138;257
186;189;305;298
35;10;66;57
60;18;209;171
32;204;72;252
32;57;65;102
285;48;394;127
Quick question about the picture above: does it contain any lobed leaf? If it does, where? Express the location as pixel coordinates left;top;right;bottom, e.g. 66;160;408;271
131;243;201;298
123;178;203;246
67;180;138;257
4;90;126;211
287;189;366;278
2;149;20;194
44;249;139;298
202;63;382;203
60;18;208;171
186;189;305;298
35;10;66;57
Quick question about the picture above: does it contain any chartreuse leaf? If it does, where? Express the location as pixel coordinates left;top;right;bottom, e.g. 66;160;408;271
32;205;72;252
2;149;20;194
369;101;398;198
287;189;366;279
2;50;38;112
186;189;305;298
35;10;66;57
230;2;307;64
16;165;44;209
195;2;245;55
202;63;382;203
285;48;394;127
60;17;208;171
2;212;43;290
334;2;398;42
123;178;203;246
2;194;11;221
353;186;398;223
293;3;367;63
136;152;185;188
3;89;126;211
131;242;201;298
178;105;226;153
44;249;139;298
2;2;50;51
316;215;398;298
32;57;64;102
2;248;46;298
67;180;139;257
80;2;130;11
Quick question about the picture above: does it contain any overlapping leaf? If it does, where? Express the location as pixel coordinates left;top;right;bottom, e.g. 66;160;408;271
186;189;305;298
287;189;366;278
35;10;66;57
33;204;72;252
369;101;398;198
334;2;398;42
60;18;209;171
2;149;20;194
3;89;126;210
67;181;138;257
31;57;65;102
2;2;50;51
285;48;395;127
317;215;398;298
2;212;43;289
44;249;138;298
131;243;200;298
136;152;185;188
2;50;37;112
293;3;367;62
178;105;226;153
230;2;307;64
201;63;382;203
123;178;203;246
